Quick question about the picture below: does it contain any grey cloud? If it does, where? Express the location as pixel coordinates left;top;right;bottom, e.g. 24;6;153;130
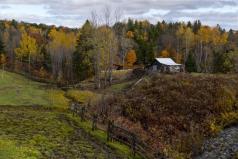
0;0;237;30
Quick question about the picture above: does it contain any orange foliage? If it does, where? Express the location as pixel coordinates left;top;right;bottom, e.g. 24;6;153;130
126;50;137;67
126;31;134;39
160;50;170;58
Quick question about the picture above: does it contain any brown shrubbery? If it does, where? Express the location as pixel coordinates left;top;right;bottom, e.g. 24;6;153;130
107;74;238;158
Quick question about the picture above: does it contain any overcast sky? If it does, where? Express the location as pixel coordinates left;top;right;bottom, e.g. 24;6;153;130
0;0;237;30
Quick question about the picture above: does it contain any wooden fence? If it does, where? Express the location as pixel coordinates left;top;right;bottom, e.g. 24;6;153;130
107;120;156;159
70;102;159;159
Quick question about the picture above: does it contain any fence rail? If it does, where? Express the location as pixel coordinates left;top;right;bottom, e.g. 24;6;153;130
70;102;158;159
107;120;155;159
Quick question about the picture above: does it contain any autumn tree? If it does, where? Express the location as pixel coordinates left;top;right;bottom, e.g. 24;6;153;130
90;8;120;88
176;25;195;65
160;49;170;57
15;32;38;73
0;54;6;78
2;24;21;68
48;28;76;81
125;49;137;67
196;26;228;72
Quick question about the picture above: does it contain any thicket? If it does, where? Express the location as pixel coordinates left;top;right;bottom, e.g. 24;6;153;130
106;74;238;158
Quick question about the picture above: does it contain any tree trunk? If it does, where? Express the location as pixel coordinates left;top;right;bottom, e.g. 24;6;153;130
28;54;31;75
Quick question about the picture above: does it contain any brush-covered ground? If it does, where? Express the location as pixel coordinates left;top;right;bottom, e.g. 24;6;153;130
99;73;238;159
0;70;140;159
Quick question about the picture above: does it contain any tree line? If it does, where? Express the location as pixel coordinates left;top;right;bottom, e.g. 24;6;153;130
0;16;237;86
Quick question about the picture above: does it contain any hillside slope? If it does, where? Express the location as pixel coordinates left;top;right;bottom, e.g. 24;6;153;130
0;70;69;108
107;73;238;158
0;71;138;159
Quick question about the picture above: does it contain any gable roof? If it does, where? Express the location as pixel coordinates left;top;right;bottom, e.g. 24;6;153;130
155;58;181;66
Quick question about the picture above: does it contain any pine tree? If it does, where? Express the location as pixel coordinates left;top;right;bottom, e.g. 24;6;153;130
73;20;94;81
0;39;5;54
185;53;197;72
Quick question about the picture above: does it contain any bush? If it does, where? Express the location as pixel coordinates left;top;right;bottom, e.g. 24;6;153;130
66;90;100;105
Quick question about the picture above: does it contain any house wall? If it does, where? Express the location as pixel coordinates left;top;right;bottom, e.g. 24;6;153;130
149;63;182;73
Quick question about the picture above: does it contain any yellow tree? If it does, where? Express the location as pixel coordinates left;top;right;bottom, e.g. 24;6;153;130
0;54;6;78
160;49;170;57
15;32;38;73
97;26;118;86
197;26;213;72
125;49;137;67
48;28;76;80
197;26;228;72
176;25;194;64
126;31;134;39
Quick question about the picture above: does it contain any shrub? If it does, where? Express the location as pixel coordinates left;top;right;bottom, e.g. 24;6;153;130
47;90;69;109
66;90;100;105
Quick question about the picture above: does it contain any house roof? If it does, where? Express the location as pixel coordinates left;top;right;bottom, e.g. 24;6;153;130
155;58;181;66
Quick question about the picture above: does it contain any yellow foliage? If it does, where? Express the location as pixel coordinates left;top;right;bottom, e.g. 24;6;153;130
0;54;6;65
126;31;134;38
198;26;228;46
221;112;238;127
39;67;47;78
66;90;101;105
48;28;77;56
160;50;170;58
15;32;38;60
209;120;222;135
125;49;137;67
48;90;69;109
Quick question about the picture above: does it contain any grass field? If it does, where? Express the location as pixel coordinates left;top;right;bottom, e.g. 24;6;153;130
0;70;69;109
0;106;136;159
0;70;139;159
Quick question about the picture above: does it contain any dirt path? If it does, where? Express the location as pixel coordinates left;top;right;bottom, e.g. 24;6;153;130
58;113;125;159
196;126;238;159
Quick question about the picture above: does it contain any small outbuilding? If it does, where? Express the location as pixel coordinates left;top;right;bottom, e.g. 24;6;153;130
148;58;183;73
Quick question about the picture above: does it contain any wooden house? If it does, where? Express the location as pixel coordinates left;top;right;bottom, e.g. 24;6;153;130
148;58;182;73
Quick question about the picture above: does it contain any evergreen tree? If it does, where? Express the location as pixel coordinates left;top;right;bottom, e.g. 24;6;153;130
185;52;197;72
73;20;94;81
0;39;5;54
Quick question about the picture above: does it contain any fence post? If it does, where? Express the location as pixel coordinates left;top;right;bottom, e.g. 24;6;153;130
80;106;85;122
107;120;111;141
92;114;98;131
107;120;114;142
131;133;136;157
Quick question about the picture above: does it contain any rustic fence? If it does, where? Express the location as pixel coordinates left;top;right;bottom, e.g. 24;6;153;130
107;120;155;159
69;102;158;159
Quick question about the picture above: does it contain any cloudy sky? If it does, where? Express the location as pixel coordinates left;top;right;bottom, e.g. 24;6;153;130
0;0;237;30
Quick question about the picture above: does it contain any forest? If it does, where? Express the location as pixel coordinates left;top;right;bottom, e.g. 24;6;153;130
0;16;238;86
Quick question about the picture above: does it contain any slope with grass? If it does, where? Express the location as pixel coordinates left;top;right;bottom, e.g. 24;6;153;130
0;70;139;159
0;70;69;109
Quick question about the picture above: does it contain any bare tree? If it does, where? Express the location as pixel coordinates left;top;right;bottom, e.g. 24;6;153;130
91;11;102;89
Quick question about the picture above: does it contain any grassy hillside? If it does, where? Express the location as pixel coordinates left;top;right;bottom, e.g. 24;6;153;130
0;106;136;159
0;70;139;159
0;70;69;109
